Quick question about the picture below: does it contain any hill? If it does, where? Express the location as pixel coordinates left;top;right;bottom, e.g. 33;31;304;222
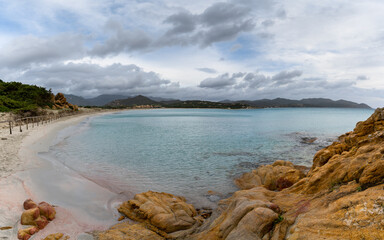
106;95;161;107
64;94;127;106
232;98;371;109
162;100;248;109
65;93;371;110
105;95;249;109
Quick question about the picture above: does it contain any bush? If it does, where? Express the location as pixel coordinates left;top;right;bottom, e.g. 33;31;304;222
0;79;55;113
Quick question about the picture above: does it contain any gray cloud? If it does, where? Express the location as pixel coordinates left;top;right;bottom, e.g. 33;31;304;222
196;68;218;74
199;70;307;92
0;34;84;69
262;19;275;27
242;73;270;88
90;20;152;56
199;73;244;89
200;2;251;26
164;11;197;35
20;62;177;97
276;9;287;19
199;19;255;47
92;1;256;56
357;75;369;80
271;70;302;84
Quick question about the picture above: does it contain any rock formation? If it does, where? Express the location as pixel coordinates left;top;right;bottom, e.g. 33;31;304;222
43;233;70;240
112;191;203;239
53;93;78;111
97;222;164;240
18;199;56;240
98;108;384;239
234;160;307;191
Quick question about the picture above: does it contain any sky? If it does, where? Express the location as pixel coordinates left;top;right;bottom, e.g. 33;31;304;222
0;0;384;107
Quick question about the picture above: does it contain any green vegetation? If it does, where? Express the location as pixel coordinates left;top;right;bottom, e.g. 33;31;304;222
274;214;284;224
0;79;54;113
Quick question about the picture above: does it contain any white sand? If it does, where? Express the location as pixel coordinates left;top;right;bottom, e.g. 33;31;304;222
0;111;124;239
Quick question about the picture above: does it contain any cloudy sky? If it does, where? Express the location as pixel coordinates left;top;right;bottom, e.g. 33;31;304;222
1;0;384;107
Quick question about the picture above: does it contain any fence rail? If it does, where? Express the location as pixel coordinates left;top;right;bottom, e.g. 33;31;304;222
0;111;80;135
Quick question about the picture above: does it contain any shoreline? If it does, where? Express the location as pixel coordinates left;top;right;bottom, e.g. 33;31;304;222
0;110;126;239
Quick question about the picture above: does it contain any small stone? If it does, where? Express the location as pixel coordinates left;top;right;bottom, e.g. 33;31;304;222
0;226;12;230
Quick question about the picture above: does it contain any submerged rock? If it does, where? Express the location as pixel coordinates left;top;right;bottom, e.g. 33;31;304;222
300;137;317;144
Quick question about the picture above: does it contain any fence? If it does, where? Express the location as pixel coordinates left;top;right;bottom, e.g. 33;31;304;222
0;111;80;135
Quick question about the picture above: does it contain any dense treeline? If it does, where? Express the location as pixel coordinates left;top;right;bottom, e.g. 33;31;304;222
0;80;77;114
0;80;54;112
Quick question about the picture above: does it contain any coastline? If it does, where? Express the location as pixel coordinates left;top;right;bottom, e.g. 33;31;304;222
0;110;125;239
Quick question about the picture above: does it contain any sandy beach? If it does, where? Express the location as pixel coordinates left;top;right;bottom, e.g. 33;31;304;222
0;111;123;239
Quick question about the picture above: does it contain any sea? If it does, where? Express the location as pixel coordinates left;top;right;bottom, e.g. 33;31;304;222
42;108;373;209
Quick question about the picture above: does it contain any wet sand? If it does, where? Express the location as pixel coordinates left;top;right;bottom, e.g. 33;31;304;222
0;111;124;239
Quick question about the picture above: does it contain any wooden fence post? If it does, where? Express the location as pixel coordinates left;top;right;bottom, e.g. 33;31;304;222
19;120;22;132
9;121;12;135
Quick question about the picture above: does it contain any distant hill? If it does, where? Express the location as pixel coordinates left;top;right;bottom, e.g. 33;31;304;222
64;94;127;106
230;98;371;109
147;96;178;102
106;95;161;107
105;96;248;109
162;100;248;109
65;93;371;109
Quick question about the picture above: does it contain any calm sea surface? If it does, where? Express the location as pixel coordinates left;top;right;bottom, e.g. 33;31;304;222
46;108;373;208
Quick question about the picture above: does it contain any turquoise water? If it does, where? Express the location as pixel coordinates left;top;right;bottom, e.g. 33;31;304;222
47;108;373;208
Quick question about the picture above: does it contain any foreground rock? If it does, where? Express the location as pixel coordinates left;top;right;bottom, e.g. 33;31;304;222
99;108;384;239
18;199;56;240
97;222;164;240
235;160;307;191
116;191;202;239
43;233;69;240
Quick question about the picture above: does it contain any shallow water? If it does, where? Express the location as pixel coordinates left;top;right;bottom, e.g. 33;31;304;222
45;108;373;208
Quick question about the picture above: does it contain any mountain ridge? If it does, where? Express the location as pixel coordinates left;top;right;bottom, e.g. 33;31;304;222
64;94;372;109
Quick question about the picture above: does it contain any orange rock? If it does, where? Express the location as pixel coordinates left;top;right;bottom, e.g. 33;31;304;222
38;202;56;221
35;215;49;229
235;160;306;191
118;191;198;237
21;208;40;225
97;222;164;240
43;233;69;240
23;199;37;210
17;227;39;240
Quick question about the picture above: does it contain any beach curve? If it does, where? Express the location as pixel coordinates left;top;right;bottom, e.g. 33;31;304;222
0;110;124;239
